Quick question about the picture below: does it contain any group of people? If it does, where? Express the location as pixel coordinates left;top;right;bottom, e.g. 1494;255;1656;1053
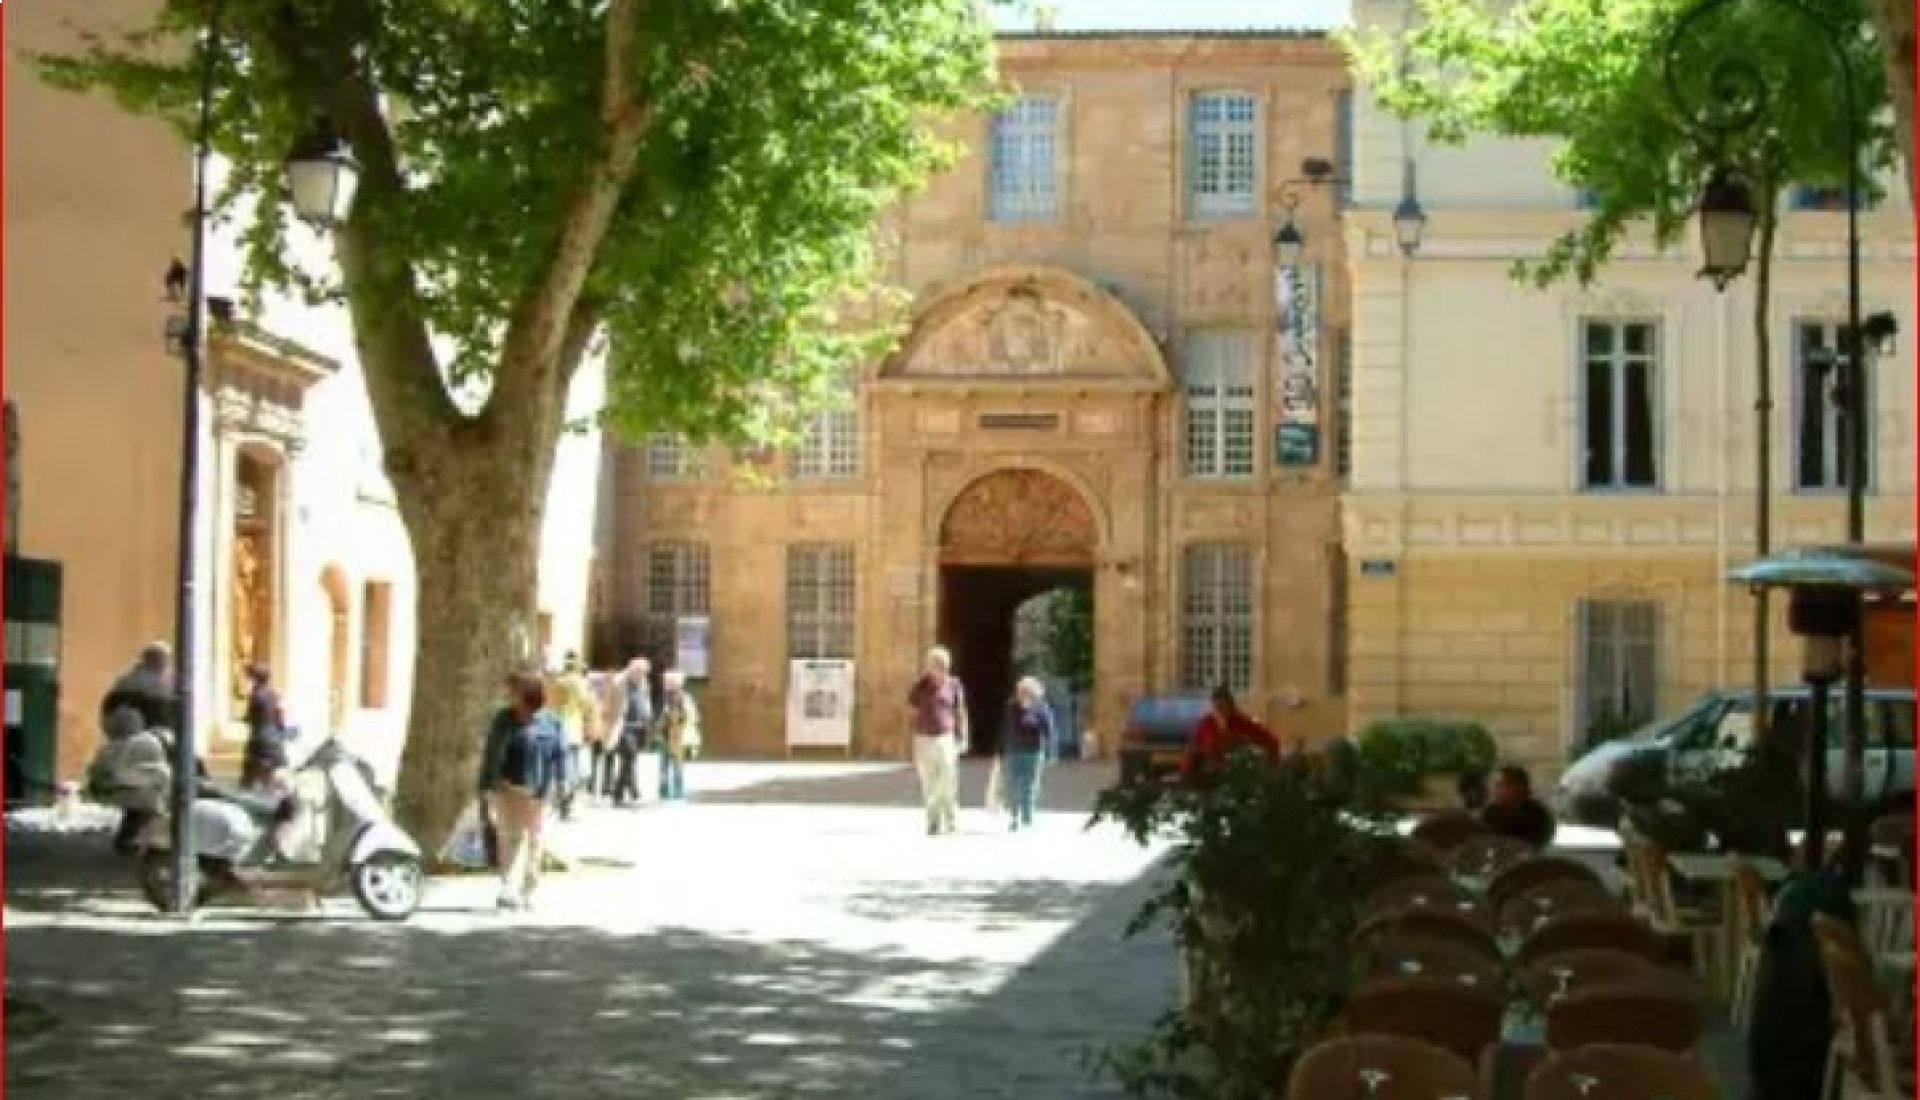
473;653;701;910
905;646;1058;835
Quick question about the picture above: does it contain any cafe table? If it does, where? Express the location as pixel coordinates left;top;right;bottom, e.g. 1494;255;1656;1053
1664;853;1788;1001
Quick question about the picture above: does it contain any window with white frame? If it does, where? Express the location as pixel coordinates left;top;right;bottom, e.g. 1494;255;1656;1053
641;542;710;658
1181;543;1255;693
795;392;860;480
1580;319;1660;490
786;543;856;660
1184;330;1257;478
644;434;701;480
1575;599;1658;740
989;95;1060;222
1793;319;1870;491
1188;92;1258;220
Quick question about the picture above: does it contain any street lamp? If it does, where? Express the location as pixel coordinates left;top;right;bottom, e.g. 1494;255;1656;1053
1694;167;1759;288
1272;156;1427;264
1663;0;1876;880
1729;549;1913;869
166;0;359;913
284;120;360;227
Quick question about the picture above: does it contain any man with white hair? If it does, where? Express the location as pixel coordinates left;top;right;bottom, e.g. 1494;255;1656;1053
609;657;653;807
906;646;969;835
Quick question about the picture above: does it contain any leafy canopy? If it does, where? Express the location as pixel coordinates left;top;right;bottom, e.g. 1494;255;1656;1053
39;0;1002;443
1346;0;1894;287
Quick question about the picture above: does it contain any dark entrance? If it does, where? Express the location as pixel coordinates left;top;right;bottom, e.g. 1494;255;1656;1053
938;566;1092;756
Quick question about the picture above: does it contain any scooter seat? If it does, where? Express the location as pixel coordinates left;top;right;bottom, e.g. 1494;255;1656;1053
198;782;290;822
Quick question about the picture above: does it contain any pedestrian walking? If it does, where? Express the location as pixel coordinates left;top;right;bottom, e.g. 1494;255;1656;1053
610;658;653;807
906;646;968;835
239;663;289;789
588;668;619;797
1001;676;1055;832
653;669;701;802
548;653;594;819
476;672;569;911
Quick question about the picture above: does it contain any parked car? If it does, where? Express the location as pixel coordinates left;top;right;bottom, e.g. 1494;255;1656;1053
1556;686;1916;828
1118;694;1211;784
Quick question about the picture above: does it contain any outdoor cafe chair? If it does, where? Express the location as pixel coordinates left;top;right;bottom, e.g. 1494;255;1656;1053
1867;813;1913;889
1544;981;1704;1053
1410;809;1487;853
1487;856;1607;914
1516;947;1665;1012
1355;835;1448;890
1727;859;1773;1031
1342;975;1506;1066
1620;836;1721;980
1815;932;1908;1100
1356;907;1503;963
1522;1043;1720;1100
1286;1033;1477;1100
1358;932;1507;993
1516;912;1666;970
1448;834;1533;882
1498;879;1624;940
1360;874;1489;927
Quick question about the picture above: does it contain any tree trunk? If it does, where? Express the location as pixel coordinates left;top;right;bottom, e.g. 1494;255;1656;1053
1750;203;1779;740
390;437;553;854
1867;0;1917;208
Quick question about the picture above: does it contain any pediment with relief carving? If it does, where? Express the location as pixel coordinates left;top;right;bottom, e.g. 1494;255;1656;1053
884;266;1170;385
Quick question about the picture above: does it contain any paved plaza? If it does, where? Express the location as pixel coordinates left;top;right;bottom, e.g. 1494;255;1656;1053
5;761;1176;1100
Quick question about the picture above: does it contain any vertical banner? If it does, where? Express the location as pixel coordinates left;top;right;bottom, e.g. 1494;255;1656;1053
786;659;856;749
675;615;711;679
1274;262;1321;468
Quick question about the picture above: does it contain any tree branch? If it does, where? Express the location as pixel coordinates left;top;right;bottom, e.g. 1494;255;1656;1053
255;2;460;465
489;0;655;423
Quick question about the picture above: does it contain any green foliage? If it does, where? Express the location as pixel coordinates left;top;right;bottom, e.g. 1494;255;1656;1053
36;0;1003;445
1090;752;1371;1099
1039;585;1094;687
1345;0;1895;288
1354;717;1499;799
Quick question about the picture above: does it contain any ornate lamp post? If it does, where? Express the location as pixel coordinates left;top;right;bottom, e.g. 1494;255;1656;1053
166;0;358;912
1662;0;1877;879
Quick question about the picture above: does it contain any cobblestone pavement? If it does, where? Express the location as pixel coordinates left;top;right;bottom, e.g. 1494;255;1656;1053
6;761;1177;1100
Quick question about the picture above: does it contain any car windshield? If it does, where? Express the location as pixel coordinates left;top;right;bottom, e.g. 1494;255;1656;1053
1627;696;1717;745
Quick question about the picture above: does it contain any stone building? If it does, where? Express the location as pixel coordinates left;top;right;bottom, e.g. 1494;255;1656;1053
6;0;603;787
1343;0;1917;777
600;30;1356;756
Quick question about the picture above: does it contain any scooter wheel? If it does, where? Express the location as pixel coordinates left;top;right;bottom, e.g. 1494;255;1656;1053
137;851;213;912
350;852;423;921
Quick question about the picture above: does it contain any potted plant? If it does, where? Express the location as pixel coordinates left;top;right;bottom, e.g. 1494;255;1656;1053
1354;718;1498;810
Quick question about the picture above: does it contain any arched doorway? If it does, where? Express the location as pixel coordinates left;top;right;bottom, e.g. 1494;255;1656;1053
936;468;1097;754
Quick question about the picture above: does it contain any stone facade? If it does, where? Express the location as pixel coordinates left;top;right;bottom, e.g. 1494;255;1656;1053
1345;0;1917;779
603;32;1355;756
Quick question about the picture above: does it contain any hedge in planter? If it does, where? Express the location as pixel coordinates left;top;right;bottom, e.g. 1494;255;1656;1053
1090;750;1372;1099
1353;718;1499;806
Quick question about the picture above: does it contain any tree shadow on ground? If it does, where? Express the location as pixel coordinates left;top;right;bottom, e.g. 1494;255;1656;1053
6;835;1174;1100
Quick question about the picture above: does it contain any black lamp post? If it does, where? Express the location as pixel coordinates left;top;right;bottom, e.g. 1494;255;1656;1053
166;0;358;913
1663;0;1875;880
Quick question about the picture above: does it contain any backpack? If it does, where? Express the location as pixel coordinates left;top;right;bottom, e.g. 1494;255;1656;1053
501;712;568;798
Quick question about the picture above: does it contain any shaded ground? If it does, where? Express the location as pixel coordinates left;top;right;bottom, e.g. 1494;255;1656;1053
6;761;1175;1100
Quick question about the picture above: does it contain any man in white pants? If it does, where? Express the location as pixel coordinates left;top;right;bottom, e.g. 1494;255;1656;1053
906;646;968;835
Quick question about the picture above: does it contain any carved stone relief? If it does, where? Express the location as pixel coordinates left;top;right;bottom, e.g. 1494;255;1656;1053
1180;234;1258;315
898;286;1146;378
939;469;1097;565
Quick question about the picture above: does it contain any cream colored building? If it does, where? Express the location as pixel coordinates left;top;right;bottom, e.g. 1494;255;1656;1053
600;31;1358;756
7;0;602;787
1343;0;1917;775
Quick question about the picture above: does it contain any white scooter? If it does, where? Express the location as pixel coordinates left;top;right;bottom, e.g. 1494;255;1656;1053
133;734;425;921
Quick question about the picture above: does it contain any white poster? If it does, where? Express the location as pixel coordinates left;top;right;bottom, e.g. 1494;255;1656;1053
786;659;856;748
675;615;711;679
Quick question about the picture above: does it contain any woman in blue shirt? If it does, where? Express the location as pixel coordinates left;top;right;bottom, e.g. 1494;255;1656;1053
1000;677;1055;832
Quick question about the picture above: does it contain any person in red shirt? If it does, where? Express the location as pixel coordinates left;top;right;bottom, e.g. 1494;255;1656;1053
1182;685;1281;780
